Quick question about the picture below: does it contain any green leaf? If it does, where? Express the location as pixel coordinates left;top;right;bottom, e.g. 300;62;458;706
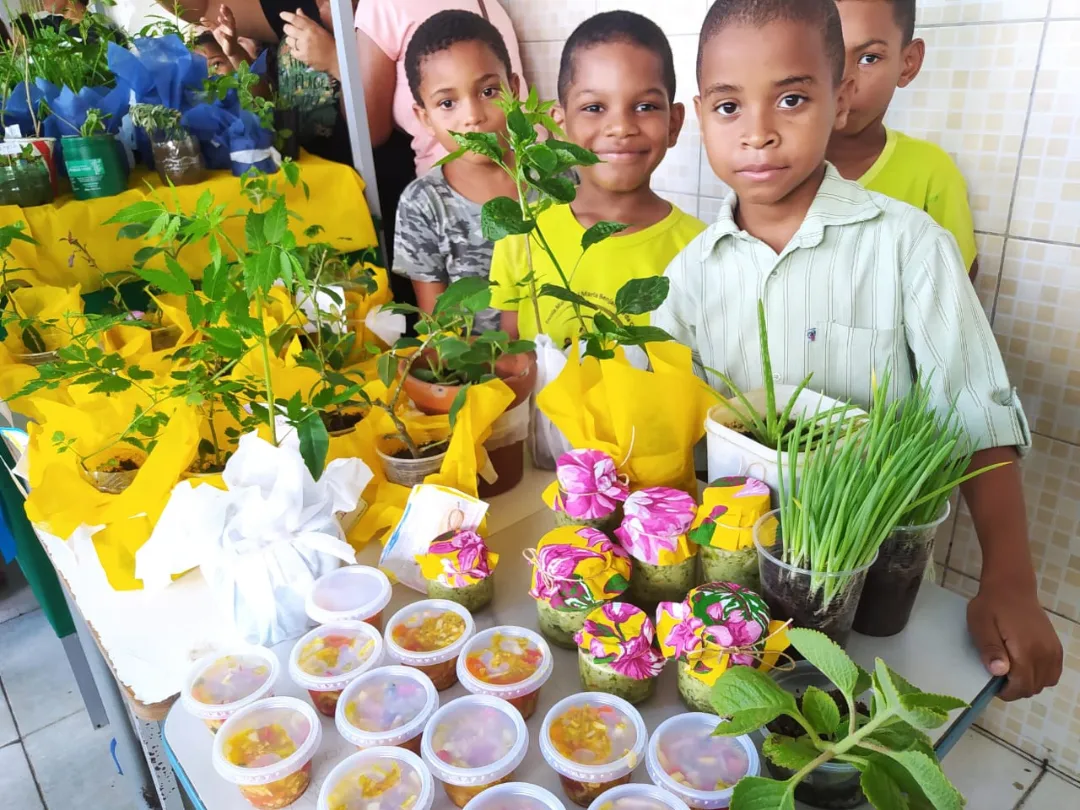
528;173;576;204
297;415;329;481
860;759;910;810
450;130;504;162
132;246;162;265
481;197;535;241
127;365;155;381
263;197;289;244
879;749;964;810
116;222;152;240
730;776;795;810
614;276;670;316
448;384;470;429
538;283;589;308
245;211;267;251
711;666;799;733
615;324;673;346
547;139;601;166
105;201;162;224
581;221;629;252
433;147;467;168
762;734;820;771
864;721;931;753
206;327;244;357
874;661;957;730
90;375;131;394
282;159;300;187
788;629;861;700
802;686;841;737
505;339;535;354
524;142;557;174
434;277;493;316
377;352;396;388
201;257;229;302
506;107;535;144
137;266;193;297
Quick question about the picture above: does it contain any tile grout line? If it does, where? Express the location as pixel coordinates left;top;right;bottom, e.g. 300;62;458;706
1012;764;1050;809
975;230;1080;250
19;739;50;810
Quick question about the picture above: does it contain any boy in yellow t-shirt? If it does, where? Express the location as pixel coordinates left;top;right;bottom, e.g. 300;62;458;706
827;0;979;279
489;11;705;346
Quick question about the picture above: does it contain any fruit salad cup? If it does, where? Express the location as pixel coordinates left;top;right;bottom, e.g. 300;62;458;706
212;697;322;809
645;713;759;809
587;784;692;810
457;626;553;720
421;694;529;808
288;621;384;717
385;600;475;691
182;646;278;733
306;565;393;631
316;746;435;810
464;782;568;810
539;693;647;808
335;665;439;755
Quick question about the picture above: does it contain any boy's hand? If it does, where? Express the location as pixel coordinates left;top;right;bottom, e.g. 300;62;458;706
280;10;339;79
968;575;1062;700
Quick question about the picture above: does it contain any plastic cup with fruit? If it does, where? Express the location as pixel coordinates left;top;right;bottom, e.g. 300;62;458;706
212;696;322;809
335;665;439;755
316;746;435;810
384;599;475;690
463;782;568;810
586;783;691;810
288;621;383;717
182;646;278;733
421;694;529;808
457;626;553;720
306;565;393;631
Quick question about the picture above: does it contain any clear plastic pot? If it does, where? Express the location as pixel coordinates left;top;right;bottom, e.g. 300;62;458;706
676;660;715;714
213;696;321;809
86;467;139;494
421;694;529;808
316;745;434;810
288;621;383;717
853;503;951;637
12;349;58;367
698;545;760;592
587;783;692;810
576;649;655;706
335;665;439;754
540;692;647;808
377;446;447;487
305;565;393;631
536;599;598;651
457;626;553;720
181;646;278;733
754;510;876;648
428;573;495;612
150;131;205;186
626;556;697;610
464;782;567;810
384;600;475;690
646;712;759;809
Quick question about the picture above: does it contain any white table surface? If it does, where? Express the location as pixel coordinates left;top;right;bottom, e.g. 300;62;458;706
163;482;993;810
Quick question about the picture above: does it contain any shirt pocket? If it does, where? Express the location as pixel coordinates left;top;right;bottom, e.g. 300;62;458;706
806;321;900;405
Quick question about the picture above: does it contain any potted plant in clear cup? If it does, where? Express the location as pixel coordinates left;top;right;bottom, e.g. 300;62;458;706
0;35;60;197
711;628;968;810
130;103;205;186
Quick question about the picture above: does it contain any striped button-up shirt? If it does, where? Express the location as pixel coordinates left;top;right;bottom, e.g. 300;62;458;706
653;164;1030;453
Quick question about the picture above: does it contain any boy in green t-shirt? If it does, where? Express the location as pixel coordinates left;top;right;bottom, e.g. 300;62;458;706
490;11;705;347
826;0;979;280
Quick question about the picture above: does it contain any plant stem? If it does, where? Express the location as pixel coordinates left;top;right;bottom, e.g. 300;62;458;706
254;294;278;445
531;221;590;334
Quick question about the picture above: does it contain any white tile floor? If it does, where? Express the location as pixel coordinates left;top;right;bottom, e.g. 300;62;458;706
1;560;1078;810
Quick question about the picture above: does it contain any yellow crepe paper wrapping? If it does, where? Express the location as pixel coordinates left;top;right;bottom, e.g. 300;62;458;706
574;601;665;679
416;529;499;587
689;477;772;552
528;525;632;611
2;284;84;354
536;341;714;494
0;344;73;422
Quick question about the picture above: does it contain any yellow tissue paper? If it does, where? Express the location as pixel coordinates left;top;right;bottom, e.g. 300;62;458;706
2;284;84;354
690;477;772;552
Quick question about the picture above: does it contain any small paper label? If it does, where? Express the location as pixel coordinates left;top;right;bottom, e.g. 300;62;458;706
4;125;22;139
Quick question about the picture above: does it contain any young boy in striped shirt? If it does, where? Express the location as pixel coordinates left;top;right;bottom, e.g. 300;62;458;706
654;0;1061;700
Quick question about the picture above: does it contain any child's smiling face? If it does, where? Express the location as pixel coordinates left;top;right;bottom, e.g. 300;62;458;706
414;41;518;165
560;41;684;195
695;18;852;207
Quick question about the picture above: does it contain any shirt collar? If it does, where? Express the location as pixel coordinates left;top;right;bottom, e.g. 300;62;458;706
703;162;884;253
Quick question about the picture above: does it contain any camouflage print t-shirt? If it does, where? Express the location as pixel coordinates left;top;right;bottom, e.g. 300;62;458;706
393;167;500;333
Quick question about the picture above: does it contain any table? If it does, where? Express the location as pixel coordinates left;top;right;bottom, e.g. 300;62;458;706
161;495;996;810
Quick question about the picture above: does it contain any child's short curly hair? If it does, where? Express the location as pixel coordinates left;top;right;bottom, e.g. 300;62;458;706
405;10;513;106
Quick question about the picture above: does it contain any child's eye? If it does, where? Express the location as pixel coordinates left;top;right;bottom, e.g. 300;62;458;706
715;101;739;116
581;103;603;113
438;99;455;110
858;54;882;66
635;103;659;113
482;86;500;98
778;94;807;110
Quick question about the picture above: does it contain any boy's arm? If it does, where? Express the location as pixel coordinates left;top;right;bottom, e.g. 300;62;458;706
413;282;446;315
500;311;520;340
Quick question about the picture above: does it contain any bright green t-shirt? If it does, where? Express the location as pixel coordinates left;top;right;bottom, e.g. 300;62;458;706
489;203;706;346
859;129;978;270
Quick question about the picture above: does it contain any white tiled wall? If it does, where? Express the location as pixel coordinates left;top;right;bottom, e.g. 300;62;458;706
502;0;1080;781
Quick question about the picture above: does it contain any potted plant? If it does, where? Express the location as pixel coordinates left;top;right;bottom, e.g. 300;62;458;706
60;108;129;200
0;37;60;196
130;103;205;186
0;142;53;207
711;628;967;810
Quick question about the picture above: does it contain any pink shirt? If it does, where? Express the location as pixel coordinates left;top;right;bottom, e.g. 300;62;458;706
355;0;525;176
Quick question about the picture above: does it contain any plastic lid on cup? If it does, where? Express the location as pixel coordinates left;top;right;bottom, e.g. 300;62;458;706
288;621;384;692
539;692;647;785
306;565;393;625
645;713;759;809
421;695;528;787
457;626;553;701
464;782;567;810
384;599;475;668
181;646;278;721
212;697;322;786
587;783;692;810
335;665;440;749
316;746;434;810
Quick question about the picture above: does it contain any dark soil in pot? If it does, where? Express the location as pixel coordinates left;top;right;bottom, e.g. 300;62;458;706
320;409;366;435
151;133;205;186
392;441;448;461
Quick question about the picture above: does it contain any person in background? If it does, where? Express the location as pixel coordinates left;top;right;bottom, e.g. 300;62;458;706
200;4;261;74
827;0;978;280
489;11;705;346
653;0;1062;701
391;9;519;331
192;30;237;75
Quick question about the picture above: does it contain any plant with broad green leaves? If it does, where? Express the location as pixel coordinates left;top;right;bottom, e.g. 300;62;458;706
711;628;968;810
437;85;672;358
0;222;50;354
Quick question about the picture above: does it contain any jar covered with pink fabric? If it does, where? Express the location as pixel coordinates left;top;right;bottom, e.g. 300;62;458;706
543;450;629;533
615;488;698;609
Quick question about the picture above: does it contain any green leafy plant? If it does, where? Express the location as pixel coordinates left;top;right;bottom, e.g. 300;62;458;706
0;221;51;354
206;60;274;132
0;143;42;168
711;628;968;810
437;85;671;358
130;103;185;141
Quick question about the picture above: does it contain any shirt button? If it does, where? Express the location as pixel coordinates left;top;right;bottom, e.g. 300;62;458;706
773;373;782;382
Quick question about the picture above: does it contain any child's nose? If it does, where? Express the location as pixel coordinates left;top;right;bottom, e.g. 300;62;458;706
741;108;779;149
605;108;639;137
462;97;487;126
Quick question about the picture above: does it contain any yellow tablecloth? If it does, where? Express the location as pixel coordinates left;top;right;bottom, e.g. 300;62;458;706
0;153;378;291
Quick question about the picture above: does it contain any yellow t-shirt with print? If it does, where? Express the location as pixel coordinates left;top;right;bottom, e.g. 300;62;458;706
859;129;978;269
489;203;706;346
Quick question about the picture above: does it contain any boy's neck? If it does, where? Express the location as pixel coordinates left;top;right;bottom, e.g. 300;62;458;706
827;118;888;182
443;158;518;205
571;182;671;235
735;163;827;254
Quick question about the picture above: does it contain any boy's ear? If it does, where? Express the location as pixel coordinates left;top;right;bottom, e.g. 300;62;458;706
833;75;855;132
507;72;521;99
413;102;435;136
553;104;565;129
897;38;925;88
694;95;703;127
667;101;686;148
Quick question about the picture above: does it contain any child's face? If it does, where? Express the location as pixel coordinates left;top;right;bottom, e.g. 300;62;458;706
196;42;232;76
835;0;924;136
696;19;851;208
414;41;519;166
560;42;684;195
